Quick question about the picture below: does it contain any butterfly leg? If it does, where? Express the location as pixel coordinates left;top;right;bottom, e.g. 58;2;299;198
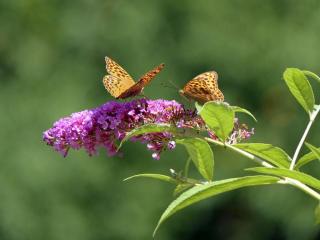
178;94;193;107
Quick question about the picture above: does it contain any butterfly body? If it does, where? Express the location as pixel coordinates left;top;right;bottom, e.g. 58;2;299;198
103;57;164;99
180;71;224;104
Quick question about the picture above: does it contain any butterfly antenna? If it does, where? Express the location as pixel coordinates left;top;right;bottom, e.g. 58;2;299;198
168;80;192;103
160;82;176;90
160;80;180;91
167;80;180;91
160;80;190;104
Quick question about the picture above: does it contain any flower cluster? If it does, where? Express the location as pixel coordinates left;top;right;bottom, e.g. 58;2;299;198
43;99;200;159
43;99;253;159
227;118;255;144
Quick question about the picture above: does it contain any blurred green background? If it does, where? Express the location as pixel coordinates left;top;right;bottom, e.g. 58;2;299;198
1;0;320;239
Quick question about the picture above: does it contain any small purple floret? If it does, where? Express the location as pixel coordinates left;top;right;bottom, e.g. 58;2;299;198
167;141;176;150
152;152;161;161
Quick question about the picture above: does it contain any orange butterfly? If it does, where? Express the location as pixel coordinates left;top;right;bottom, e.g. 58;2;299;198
179;71;224;104
103;57;164;99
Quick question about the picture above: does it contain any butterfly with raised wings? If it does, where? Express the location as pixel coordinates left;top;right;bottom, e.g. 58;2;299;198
179;71;224;104
103;57;164;99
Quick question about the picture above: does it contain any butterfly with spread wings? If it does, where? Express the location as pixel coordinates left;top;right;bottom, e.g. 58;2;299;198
103;57;164;99
179;71;224;104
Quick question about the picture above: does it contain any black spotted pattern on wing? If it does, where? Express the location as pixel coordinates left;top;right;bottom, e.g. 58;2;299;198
180;71;224;103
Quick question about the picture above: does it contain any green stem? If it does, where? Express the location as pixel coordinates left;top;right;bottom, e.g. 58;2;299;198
204;138;273;168
174;121;320;200
204;137;320;200
284;178;320;200
290;105;320;170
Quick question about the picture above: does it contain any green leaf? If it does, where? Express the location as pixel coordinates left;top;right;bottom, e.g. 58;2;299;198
197;101;234;141
295;144;320;170
176;138;214;181
184;157;191;177
283;68;315;115
153;175;279;236
302;70;320;84
305;143;320;161
247;167;320;190
231;106;257;122
234;143;291;168
315;203;320;225
124;174;178;184
118;124;176;151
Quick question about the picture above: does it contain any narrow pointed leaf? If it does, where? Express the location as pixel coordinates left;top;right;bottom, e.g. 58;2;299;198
283;68;315;115
305;143;320;161
184;157;191;177
234;143;291;168
153;175;279;236
124;174;178;184
197;101;234;141
302;70;320;84
118;124;176;150
231;106;257;122
176;138;214;181
296;144;320;170
247;167;320;190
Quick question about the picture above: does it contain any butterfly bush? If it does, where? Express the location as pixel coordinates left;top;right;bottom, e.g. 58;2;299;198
43;68;320;235
43;99;253;159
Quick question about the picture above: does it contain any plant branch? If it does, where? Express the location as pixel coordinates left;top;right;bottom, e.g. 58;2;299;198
282;178;320;200
204;137;273;168
290;105;320;170
204;137;320;200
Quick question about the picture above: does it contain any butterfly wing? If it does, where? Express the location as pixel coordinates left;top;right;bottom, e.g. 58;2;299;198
199;71;224;101
117;63;165;99
103;57;136;98
180;71;224;104
137;63;165;86
103;75;126;98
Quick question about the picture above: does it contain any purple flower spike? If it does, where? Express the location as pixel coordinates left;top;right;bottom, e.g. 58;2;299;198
43;99;200;159
43;99;254;159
